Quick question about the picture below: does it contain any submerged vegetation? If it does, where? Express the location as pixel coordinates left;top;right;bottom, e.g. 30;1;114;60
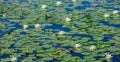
0;0;120;62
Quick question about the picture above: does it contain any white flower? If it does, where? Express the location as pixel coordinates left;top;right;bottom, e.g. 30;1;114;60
3;14;6;18
23;25;28;29
11;57;17;61
1;0;5;2
75;44;81;48
56;1;62;6
72;0;76;2
35;24;40;28
90;45;96;50
65;17;71;22
104;14;110;18
58;31;65;35
113;10;118;14
41;5;47;9
106;54;112;59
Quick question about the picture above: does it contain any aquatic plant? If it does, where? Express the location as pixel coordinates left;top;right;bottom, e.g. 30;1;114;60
0;0;120;62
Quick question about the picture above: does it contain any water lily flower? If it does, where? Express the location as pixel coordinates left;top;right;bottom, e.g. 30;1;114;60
41;5;47;9
58;31;65;35
11;57;17;61
75;44;81;48
35;24;40;28
65;17;71;22
106;54;112;59
113;10;118;14
3;14;6;18
72;0;76;2
0;0;4;2
104;14;110;18
23;25;28;29
56;1;62;6
89;45;96;50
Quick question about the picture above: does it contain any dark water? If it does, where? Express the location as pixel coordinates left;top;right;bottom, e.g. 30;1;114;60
42;24;70;32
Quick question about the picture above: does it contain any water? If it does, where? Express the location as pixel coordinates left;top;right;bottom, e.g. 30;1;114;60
100;20;120;28
42;24;70;32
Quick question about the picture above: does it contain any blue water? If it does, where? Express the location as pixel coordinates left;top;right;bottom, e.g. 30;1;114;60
75;6;85;10
0;54;10;59
100;20;120;28
102;34;114;41
42;24;70;32
65;8;73;12
71;52;84;59
9;44;15;48
112;54;120;62
20;32;27;35
0;18;23;37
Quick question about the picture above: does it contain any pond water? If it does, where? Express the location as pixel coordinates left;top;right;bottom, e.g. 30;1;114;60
0;0;120;62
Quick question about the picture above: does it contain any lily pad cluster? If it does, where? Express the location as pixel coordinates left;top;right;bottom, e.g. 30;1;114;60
0;0;120;62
